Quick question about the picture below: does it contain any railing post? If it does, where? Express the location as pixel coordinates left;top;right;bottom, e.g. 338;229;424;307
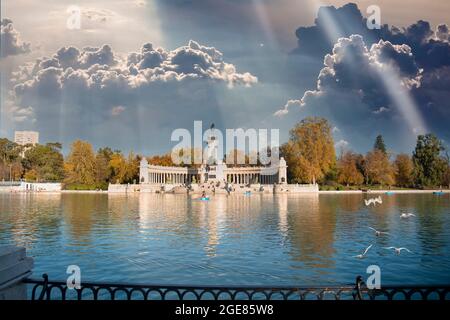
354;276;364;300
0;246;34;300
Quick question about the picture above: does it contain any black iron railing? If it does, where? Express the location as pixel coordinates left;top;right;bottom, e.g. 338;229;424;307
23;274;450;300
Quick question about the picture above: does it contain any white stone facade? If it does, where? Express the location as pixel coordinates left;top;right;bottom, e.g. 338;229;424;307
139;157;287;186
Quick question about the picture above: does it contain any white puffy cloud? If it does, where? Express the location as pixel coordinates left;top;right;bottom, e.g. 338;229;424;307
0;19;31;58
335;139;349;150
274;99;301;117
372;106;390;114
111;105;126;116
7;40;257;152
14;40;256;96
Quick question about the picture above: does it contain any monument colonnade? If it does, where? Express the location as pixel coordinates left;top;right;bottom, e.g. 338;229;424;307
145;165;279;185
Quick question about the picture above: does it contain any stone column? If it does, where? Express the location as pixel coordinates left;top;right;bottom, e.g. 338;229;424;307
0;246;33;300
278;157;288;184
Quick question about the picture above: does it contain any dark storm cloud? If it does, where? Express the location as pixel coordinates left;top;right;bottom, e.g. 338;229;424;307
290;3;450;81
277;35;442;151
0;19;31;58
436;24;450;42
282;3;450;151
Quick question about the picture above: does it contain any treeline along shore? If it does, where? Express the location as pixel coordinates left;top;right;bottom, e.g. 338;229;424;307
1;117;449;191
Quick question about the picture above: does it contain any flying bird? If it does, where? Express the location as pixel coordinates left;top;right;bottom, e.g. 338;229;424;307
400;213;416;219
353;244;373;259
368;227;389;236
364;196;382;206
383;247;413;255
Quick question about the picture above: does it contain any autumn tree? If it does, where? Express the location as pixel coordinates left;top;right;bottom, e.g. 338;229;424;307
148;153;175;166
337;151;364;186
412;134;447;187
171;147;203;167
109;152;127;184
225;149;250;167
124;152;140;184
64;140;96;185
394;154;414;187
24;168;38;182
364;150;394;186
281;117;335;183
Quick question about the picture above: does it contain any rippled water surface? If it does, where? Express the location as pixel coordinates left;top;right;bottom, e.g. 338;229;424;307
0;193;449;286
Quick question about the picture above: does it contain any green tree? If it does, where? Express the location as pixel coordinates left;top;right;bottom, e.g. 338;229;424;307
95;147;114;184
65;140;96;185
281;117;335;183
0;138;22;181
23;143;64;181
412;134;447;187
374;135;387;154
0;138;21;164
443;165;450;188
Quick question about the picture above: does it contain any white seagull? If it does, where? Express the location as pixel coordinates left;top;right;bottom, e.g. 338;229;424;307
400;213;416;219
364;196;383;207
353;244;373;259
383;247;413;255
368;227;389;236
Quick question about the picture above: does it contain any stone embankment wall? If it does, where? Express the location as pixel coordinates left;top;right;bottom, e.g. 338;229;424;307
108;183;319;194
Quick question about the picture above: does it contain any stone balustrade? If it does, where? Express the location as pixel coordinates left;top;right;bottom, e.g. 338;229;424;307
0;246;34;300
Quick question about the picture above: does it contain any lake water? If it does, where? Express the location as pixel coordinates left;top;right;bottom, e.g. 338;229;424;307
0;193;449;287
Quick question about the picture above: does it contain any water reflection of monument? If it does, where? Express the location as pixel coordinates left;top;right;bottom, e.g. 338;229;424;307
137;194;265;258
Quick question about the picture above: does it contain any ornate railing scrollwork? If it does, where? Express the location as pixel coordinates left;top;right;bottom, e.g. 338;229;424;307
23;275;450;300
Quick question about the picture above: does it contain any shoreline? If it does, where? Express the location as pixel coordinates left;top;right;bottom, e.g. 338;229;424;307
1;189;448;194
318;189;450;194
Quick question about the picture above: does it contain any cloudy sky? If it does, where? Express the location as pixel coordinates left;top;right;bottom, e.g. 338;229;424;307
1;0;449;155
